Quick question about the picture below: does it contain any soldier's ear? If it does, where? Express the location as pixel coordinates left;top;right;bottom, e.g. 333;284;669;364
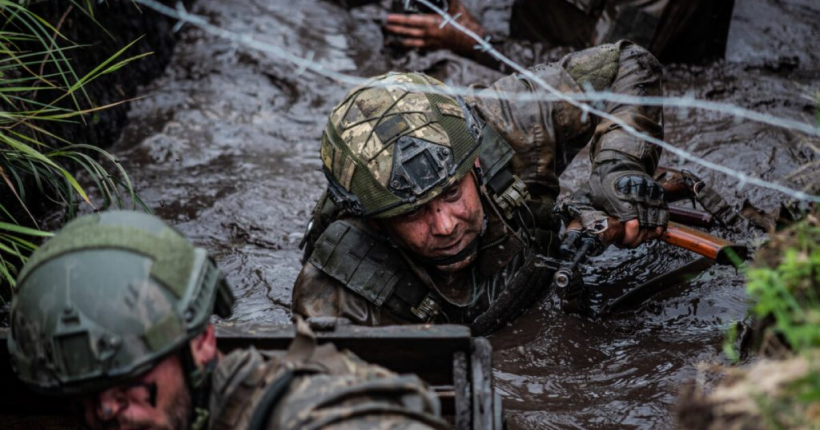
189;324;218;367
474;158;481;168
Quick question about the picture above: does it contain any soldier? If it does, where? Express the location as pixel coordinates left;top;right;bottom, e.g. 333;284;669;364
7;211;448;430
293;41;668;335
383;0;735;67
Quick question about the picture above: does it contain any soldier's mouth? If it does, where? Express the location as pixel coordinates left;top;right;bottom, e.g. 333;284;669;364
434;236;465;255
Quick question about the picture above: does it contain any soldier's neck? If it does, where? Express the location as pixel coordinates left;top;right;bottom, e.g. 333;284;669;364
431;268;473;305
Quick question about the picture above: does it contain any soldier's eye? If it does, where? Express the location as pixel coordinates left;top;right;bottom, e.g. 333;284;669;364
443;186;461;201
401;207;423;219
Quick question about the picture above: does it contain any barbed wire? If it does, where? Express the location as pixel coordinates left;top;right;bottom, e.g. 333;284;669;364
131;0;820;139
130;0;820;202
413;0;819;203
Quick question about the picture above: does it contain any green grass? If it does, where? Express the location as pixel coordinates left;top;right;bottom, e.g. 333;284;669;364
1;1;146;291
747;227;820;352
738;214;820;427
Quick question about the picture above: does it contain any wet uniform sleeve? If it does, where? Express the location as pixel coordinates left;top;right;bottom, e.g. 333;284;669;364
471;40;664;218
291;264;413;326
565;41;664;173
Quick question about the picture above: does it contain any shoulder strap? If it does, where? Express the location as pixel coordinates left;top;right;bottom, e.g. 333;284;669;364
307;220;442;322
299;191;341;264
460;97;531;221
245;369;296;430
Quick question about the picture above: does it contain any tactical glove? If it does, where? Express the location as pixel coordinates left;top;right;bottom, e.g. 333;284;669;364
576;162;669;229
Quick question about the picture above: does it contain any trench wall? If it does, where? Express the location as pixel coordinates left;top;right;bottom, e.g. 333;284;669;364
0;0;191;299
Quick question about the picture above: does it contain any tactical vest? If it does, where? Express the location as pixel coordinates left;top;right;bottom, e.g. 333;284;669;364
301;108;559;335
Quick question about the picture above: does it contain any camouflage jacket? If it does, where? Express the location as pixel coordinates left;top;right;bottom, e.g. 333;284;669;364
206;319;448;430
292;41;663;333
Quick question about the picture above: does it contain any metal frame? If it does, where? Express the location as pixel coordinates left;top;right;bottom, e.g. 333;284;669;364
0;322;502;429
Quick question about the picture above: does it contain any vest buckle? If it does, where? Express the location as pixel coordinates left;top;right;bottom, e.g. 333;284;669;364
411;294;442;322
494;175;530;220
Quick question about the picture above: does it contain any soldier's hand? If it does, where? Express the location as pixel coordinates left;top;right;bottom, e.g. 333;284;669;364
619;218;665;248
582;163;669;236
384;0;485;54
567;217;664;248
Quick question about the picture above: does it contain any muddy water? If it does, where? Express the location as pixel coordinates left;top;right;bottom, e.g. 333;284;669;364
81;0;817;428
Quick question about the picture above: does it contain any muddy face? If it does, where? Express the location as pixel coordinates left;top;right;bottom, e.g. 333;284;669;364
80;355;191;430
66;0;817;428
384;173;485;272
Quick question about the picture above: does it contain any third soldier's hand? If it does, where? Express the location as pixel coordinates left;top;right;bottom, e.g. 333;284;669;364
384;0;485;54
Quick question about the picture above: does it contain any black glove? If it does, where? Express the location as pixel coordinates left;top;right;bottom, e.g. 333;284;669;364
577;163;669;229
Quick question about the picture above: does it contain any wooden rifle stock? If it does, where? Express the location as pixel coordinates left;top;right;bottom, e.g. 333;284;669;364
662;221;746;265
668;205;714;227
655;170;746;264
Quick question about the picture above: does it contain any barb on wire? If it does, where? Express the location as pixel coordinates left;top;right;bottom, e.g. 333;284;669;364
137;1;820;139
412;0;819;203
130;0;820;202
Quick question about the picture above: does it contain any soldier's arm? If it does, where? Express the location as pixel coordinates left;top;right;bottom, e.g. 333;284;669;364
472;41;665;234
560;41;667;239
291;264;410;326
561;41;663;177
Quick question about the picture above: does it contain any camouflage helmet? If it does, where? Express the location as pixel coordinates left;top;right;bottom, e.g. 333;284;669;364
7;211;234;395
321;72;482;218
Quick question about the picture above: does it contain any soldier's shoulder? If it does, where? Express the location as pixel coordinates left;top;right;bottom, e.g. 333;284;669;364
209;347;275;430
213;347;267;393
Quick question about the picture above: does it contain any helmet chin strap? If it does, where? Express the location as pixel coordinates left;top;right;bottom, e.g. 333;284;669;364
424;234;482;267
181;344;218;430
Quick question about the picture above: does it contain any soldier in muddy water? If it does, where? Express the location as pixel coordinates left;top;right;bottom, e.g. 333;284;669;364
382;0;736;68
292;40;669;335
6;211;449;430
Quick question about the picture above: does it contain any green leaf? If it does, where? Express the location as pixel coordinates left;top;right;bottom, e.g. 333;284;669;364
0;222;52;237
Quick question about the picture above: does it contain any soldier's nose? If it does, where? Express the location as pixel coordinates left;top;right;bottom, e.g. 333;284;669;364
96;390;126;421
429;205;456;236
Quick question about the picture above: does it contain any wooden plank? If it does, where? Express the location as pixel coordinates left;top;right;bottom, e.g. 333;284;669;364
471;337;495;430
215;322;471;385
453;351;472;430
0;324;473;411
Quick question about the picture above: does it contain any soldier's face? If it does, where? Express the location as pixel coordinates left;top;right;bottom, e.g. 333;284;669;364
79;326;217;430
80;354;191;430
386;172;484;272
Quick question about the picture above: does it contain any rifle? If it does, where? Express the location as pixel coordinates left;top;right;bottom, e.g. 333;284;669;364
551;168;746;314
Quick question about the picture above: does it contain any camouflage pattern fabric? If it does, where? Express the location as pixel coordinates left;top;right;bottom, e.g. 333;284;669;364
321;72;479;218
292;41;663;331
473;40;663;218
209;319;449;430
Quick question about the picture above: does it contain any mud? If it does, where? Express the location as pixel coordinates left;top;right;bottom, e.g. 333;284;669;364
57;0;819;428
